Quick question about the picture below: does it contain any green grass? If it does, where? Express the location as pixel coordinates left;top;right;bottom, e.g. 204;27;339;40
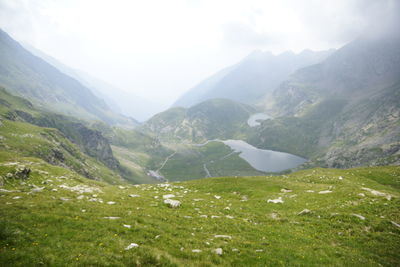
160;142;265;181
1;158;399;266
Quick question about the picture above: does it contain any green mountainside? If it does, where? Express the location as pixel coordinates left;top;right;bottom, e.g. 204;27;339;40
0;29;136;126
142;98;256;143
251;34;400;168
0;159;399;266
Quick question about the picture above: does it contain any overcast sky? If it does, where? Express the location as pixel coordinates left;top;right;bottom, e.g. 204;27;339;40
0;0;397;106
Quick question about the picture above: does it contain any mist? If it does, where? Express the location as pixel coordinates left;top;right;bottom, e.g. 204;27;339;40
0;0;398;119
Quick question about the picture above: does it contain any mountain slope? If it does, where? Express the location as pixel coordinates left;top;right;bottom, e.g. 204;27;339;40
1;161;399;265
142;98;256;143
0;29;135;126
23;43;163;122
174;49;334;107
253;33;400;168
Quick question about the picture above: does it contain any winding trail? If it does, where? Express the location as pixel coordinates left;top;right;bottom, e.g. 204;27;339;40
203;164;211;178
157;152;177;172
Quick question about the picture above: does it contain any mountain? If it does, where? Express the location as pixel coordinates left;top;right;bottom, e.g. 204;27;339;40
173;49;334;108
23;43;164;122
142;98;256;143
0;29;135;126
252;32;400;168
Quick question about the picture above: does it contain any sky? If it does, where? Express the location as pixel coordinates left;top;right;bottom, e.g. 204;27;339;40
0;0;397;107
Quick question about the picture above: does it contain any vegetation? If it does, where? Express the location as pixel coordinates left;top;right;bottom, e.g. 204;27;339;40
0;158;399;266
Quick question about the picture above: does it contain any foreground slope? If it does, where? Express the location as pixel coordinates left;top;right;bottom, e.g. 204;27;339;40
1;159;399;266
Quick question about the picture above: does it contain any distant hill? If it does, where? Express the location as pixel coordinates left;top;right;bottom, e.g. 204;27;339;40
0;29;136;126
23;43;164;122
142;98;256;143
173;49;334;107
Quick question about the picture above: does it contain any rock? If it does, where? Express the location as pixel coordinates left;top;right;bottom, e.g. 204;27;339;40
199;215;208;218
214;235;232;239
107;201;116;205
232;248;239;252
103;217;120;220
226;215;234;219
12;196;22;200
306;190;314;193
192;249;202;253
391;221;400;228
339;176;343;180
118;186;126;189
214;195;221;199
318;190;332;194
351;214;365;220
31;186;45;193
163;194;175;199
358;193;365;197
125;243;139;250
0;189;13;193
213;248;223;255
164;199;181;208
298;209;311;215
281;188;292;193
267;197;284;204
361;187;392;200
77;195;84;200
211;215;220;219
128;194;140;198
123;224;131;228
14;167;31;179
60;197;70;201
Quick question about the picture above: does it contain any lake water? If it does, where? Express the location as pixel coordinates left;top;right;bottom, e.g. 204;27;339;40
221;139;307;172
247;113;271;127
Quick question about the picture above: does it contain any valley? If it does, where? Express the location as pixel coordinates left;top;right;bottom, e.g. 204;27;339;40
0;4;400;265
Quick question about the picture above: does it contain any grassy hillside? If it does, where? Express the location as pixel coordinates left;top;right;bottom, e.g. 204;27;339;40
142;99;255;143
0;158;399;266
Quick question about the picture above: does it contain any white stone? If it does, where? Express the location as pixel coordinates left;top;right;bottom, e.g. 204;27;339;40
351;214;365;220
107;201;116;205
267;197;284;204
214;235;232;239
103;217;120;220
12;196;22;200
123;224;131;229
125;243;139;250
192;249;202;253
280;188;292;193
298;209;311;215
77;195;84;200
318;190;332;194
213;248;223;255
163;194;175;199
214;195;221;199
164;199;181;208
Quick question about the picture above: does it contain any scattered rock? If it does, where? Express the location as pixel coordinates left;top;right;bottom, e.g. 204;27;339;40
298;209;311;215
306;190;314;193
267;197;284;204
128;194;140;198
213;248;223;255
103;217;120;220
123;224;131;229
164;199;181;208
281;188;292;193
125;243;139;250
214;235;232;239
163;194;175;199
391;221;400;228
77;195;85;200
358;193;365;197
318;190;332;194
12;196;22;200
226;215;234;219
107;201;116;205
351;214;365;220
361;187;392;200
214;195;221;199
60;197;70;201
199;215;208;218
0;189;13;193
192;249;202;253
30;187;45;193
232;248;239;252
211;215;220;219
14;167;31;179
339;176;343;180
